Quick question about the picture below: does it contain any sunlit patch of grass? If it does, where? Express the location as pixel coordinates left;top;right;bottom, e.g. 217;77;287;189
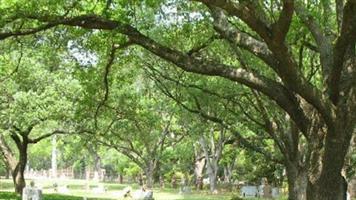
0;191;109;200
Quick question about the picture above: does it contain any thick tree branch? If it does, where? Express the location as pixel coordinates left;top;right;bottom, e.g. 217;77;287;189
94;43;119;128
0;23;58;40
272;0;294;43
9;131;23;150
187;35;220;56
336;0;344;31
193;0;272;40
208;7;277;67
295;2;333;78
328;0;356;103
152;117;172;157
0;134;17;169
28;130;67;144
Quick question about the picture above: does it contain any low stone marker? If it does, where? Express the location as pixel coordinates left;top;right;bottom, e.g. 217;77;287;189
240;185;259;197
240;184;280;198
22;181;42;200
132;188;154;200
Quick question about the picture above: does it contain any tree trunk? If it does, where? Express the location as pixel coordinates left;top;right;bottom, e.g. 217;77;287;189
159;174;165;188
5;165;10;179
12;144;28;195
223;165;233;184
195;176;203;190
171;175;177;188
93;154;101;181
51;135;57;178
307;163;348;200
306;123;353;200
145;161;156;188
194;158;205;190
119;174;123;184
12;168;26;194
86;166;91;181
0;135;16;180
286;164;307;200
199;130;224;194
194;145;205;190
208;172;218;194
307;175;347;200
138;174;143;186
206;156;219;194
145;169;154;188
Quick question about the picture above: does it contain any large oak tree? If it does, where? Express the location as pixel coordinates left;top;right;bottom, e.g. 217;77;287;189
1;1;355;199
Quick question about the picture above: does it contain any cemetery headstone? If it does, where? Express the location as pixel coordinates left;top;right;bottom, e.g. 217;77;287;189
22;181;42;200
143;191;153;200
202;178;210;185
132;186;154;200
240;185;259;197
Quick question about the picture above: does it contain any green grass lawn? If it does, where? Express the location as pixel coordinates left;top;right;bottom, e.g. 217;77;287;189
0;179;287;200
0;191;233;200
0;191;108;200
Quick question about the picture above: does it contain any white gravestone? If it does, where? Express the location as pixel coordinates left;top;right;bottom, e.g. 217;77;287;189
241;185;259;197
22;181;42;200
272;187;280;198
258;185;264;197
132;189;154;200
203;178;210;185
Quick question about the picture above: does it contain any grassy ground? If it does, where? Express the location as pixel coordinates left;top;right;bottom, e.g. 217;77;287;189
0;191;104;200
0;178;285;200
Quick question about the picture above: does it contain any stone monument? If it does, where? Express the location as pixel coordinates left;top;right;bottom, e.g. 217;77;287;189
22;181;42;200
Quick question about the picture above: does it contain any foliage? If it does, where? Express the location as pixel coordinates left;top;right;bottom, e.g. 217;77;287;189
1;0;356;199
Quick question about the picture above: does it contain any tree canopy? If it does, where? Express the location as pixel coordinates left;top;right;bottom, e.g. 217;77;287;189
0;1;355;200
